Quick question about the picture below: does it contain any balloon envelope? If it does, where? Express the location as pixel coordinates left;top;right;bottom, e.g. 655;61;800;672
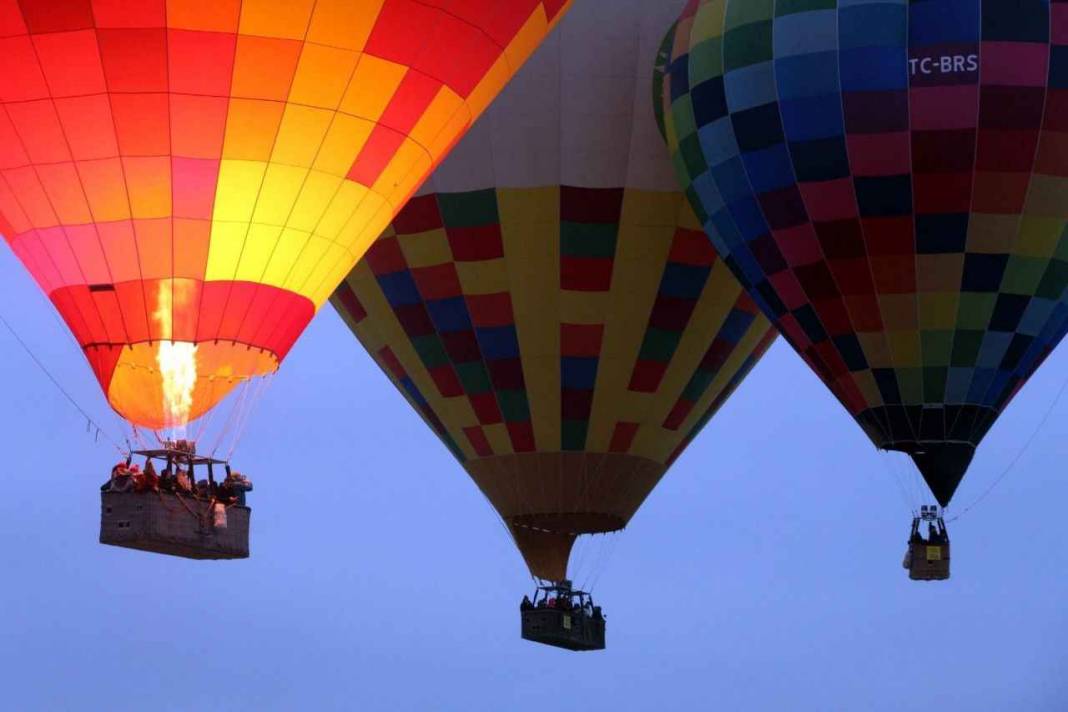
658;0;1068;505
0;0;570;428
333;0;775;580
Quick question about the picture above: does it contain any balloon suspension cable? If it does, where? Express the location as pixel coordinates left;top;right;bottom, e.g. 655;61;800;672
880;449;924;517
207;379;250;458
586;533;620;594
571;533;592;589
191;381;225;445
193;403;216;445
141;426;158;451
152;424;178;449
564;454;611;590
0;309;124;455
574;533;600;593
204;375;259;459
225;375;272;460
902;450;924;514
946;372;1068;524
567;529;620;594
130;425;148;451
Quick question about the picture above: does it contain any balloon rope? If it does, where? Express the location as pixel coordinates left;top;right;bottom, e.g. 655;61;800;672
192;378;225;445
208;378;252;458
581;533;607;594
947;372;1068;523
218;379;254;457
880;451;917;516
130;425;151;451
230;377;267;454
587;533;619;594
0;310;124;454
226;375;271;460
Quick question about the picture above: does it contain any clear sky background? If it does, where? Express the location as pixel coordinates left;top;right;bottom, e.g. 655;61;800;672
1;234;1066;711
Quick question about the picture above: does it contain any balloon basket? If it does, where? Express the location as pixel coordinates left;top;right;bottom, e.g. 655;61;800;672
520;580;605;651
905;506;950;581
907;540;950;581
100;447;250;560
99;490;250;559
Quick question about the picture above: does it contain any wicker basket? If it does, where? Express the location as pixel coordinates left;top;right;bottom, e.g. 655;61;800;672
99;490;249;560
521;608;606;651
908;541;950;581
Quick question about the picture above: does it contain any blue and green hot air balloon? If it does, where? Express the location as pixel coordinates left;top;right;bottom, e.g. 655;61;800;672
657;0;1068;575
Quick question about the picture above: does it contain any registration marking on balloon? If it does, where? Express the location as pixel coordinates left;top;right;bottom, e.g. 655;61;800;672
908;51;979;83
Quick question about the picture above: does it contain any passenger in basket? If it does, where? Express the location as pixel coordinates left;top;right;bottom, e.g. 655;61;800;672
158;465;174;493
225;471;253;506
215;477;236;505
131;468;145;492
175;468;192;494
930;521;948;546
104;462;132;492
130;464;149;492
142;460;160;492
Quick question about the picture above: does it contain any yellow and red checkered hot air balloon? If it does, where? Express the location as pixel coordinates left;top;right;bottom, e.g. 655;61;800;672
0;0;570;430
332;0;775;598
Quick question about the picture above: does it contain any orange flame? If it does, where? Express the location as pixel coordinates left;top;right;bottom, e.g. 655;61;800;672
152;280;198;431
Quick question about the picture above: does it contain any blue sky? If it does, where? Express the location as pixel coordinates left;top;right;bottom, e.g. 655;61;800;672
1;238;1066;711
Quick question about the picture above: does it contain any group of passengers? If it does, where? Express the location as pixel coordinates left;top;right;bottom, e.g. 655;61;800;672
902;518;950;570
521;593;602;620
102;460;253;505
911;520;948;546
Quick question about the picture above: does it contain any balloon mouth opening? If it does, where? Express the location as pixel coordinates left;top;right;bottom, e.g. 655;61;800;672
104;340;278;430
510;513;625;536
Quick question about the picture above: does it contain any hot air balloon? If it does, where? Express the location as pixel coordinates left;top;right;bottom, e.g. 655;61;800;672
0;0;571;558
658;0;1068;580
332;0;775;648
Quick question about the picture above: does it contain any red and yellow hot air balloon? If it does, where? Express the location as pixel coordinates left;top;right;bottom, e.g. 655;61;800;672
0;0;571;430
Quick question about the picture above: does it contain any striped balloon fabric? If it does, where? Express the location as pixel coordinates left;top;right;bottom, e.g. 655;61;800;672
333;0;774;581
0;0;569;428
658;0;1068;505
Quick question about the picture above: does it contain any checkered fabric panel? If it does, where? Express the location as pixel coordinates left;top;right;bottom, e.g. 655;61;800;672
331;0;775;473
334;185;774;465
